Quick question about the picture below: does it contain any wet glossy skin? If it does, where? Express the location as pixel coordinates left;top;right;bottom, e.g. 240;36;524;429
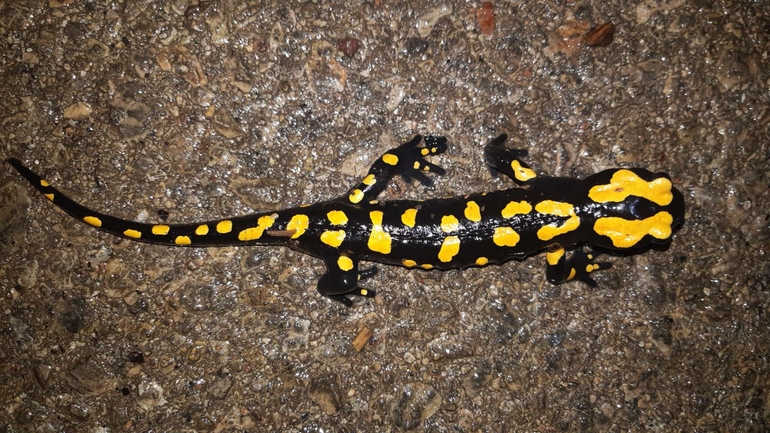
6;134;685;306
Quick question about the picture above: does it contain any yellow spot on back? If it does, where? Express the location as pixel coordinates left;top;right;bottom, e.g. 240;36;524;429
536;201;574;217
475;257;489;266
367;210;392;254
175;236;191;245
413;161;420;170
349;189;364;203
83;216;102;227
441;215;460;233
511;160;536;182
567;268;577;280
588;169;673;206
362;174;377;186
420;148;429;156
238;215;275;241
124;229;142;239
152;225;170;235
546;248;565;265
401;208;418;227
320;230;346;247
464;201;482;222
337;256;354;271
327;210;348;225
44;193;54;201
403;259;417;268
493;227;520;247
535;201;580;241
501;201;532;219
594;211;674;248
40;179;50;187
421;264;434;270
438;236;461;262
238;228;262;241
287;214;309;239
382;153;398;165
216;220;233;234
195;224;209;236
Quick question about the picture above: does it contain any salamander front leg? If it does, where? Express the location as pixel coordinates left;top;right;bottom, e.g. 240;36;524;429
545;246;612;287
483;134;538;185
344;135;448;204
317;255;378;306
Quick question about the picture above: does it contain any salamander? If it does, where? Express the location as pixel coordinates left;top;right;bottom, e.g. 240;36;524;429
6;134;685;306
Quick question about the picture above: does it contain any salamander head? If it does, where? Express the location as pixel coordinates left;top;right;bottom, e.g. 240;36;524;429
584;168;685;251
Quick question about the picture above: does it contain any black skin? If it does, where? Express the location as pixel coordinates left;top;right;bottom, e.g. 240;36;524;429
5;134;685;306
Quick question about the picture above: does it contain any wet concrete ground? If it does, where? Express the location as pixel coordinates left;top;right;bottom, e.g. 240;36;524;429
1;1;768;431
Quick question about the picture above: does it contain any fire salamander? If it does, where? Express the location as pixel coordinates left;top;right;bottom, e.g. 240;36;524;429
6;134;684;306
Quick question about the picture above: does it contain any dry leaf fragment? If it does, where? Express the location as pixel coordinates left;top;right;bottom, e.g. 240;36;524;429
352;326;373;351
63;102;92;120
585;22;616;47
337;37;360;58
547;20;590;58
476;2;495;35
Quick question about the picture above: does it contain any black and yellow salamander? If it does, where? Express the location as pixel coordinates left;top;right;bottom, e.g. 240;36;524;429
6;134;685;306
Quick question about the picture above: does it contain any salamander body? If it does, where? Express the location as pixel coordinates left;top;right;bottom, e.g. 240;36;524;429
6;134;685;305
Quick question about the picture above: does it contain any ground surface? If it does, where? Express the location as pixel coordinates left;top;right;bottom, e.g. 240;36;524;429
1;1;768;432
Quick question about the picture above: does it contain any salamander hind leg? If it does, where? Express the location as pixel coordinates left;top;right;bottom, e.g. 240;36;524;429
545;246;612;287
345;135;447;204
483;134;538;185
317;255;378;306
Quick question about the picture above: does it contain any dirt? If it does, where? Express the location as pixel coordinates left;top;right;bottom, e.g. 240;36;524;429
1;1;768;431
